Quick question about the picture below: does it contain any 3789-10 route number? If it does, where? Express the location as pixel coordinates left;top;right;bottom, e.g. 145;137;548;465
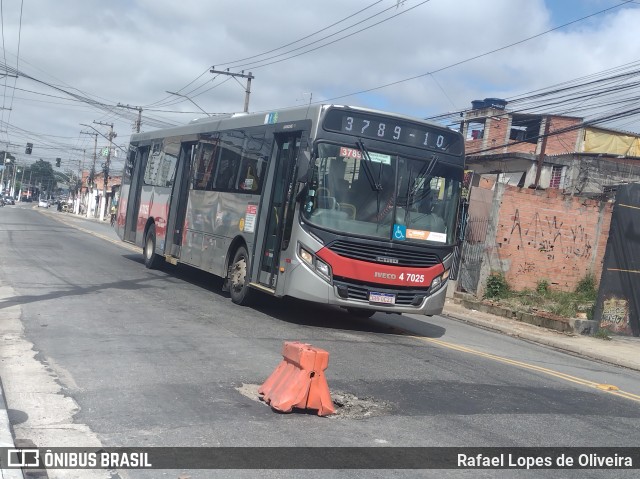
400;273;425;283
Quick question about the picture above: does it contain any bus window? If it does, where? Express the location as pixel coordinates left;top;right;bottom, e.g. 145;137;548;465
142;139;179;188
213;132;243;191
238;130;271;193
161;140;180;187
192;140;220;191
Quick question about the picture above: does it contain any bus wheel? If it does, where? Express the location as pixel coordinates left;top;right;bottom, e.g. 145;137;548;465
143;224;162;269
347;308;376;318
229;246;254;305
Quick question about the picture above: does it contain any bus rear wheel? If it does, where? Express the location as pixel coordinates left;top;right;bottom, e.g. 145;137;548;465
143;224;162;269
347;308;376;318
229;246;254;305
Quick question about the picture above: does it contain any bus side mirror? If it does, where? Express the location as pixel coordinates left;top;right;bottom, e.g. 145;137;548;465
297;149;311;182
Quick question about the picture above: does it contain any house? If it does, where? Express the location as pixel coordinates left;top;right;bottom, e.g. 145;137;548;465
460;98;640;194
78;170;121;219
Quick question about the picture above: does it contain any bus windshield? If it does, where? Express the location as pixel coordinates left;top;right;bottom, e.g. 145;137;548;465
301;142;462;244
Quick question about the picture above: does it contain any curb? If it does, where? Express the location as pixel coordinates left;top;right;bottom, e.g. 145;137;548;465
0;376;24;479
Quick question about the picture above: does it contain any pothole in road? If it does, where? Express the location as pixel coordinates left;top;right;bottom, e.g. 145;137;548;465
329;391;392;419
236;384;392;419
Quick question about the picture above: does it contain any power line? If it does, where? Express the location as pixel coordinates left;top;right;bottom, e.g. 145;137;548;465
223;0;432;72
283;0;634;111
214;0;386;68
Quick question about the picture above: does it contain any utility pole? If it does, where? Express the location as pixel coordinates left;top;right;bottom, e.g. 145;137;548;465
209;68;254;112
80;128;99;218
74;153;84;214
533;116;551;189
10;161;19;198
117;103;143;133
0;151;7;195
18;165;26;201
94;121;116;221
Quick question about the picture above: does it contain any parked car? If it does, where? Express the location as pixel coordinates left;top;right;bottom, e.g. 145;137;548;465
38;198;49;208
3;196;15;205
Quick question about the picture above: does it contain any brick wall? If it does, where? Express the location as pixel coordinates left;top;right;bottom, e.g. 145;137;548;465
493;185;613;292
464;114;582;157
544;116;581;155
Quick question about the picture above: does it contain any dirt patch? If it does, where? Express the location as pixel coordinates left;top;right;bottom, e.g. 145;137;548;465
329;391;392;419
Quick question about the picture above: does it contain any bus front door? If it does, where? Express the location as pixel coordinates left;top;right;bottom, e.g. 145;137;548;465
123;146;149;243
255;132;302;289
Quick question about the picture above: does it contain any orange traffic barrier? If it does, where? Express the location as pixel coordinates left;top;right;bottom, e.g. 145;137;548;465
259;341;335;416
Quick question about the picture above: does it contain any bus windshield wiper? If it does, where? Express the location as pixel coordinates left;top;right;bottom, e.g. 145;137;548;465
356;139;385;227
412;154;439;202
355;140;382;192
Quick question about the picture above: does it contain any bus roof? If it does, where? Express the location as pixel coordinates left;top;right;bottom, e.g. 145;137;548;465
129;103;458;143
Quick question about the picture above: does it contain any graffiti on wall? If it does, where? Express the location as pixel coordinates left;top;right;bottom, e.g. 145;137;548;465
509;209;593;261
600;296;633;335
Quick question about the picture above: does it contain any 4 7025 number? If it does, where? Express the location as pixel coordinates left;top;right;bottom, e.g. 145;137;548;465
399;273;425;283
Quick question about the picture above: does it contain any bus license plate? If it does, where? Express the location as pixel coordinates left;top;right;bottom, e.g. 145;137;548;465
369;292;396;305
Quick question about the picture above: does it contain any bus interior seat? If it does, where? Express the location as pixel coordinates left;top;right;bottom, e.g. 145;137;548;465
339;203;356;219
331;178;350;203
316;196;338;210
316;187;330;197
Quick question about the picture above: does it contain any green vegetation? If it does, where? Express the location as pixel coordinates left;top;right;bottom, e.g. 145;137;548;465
536;279;549;294
484;273;510;300
593;328;612;341
483;273;598;319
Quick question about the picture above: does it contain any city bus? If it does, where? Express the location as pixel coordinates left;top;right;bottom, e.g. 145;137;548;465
116;104;465;317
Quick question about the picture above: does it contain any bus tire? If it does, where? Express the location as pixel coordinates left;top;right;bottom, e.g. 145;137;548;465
229;246;254;306
143;224;162;269
347;308;376;318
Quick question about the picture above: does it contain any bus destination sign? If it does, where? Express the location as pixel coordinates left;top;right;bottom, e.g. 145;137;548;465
323;109;463;155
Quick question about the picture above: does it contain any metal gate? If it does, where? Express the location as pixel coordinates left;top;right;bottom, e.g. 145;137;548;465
456;216;490;295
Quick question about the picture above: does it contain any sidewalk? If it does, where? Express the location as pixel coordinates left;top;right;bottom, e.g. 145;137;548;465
442;298;640;372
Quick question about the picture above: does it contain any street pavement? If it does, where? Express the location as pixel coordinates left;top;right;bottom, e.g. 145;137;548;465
1;204;639;476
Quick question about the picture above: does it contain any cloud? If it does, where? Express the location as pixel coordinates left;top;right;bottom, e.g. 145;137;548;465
1;0;638;170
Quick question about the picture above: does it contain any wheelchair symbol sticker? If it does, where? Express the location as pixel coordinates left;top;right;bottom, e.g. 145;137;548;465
393;224;406;241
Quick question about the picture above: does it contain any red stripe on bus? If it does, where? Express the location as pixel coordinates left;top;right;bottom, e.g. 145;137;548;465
316;247;444;287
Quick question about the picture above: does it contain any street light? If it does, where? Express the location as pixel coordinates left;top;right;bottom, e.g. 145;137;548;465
165;91;211;117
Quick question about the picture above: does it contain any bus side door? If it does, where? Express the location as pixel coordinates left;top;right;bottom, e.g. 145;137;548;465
254;131;305;290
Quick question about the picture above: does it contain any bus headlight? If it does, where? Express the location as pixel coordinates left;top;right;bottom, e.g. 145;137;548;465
315;260;331;280
297;243;332;283
430;269;450;292
299;246;314;265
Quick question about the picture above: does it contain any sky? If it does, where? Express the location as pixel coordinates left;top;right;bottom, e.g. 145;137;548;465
1;0;639;175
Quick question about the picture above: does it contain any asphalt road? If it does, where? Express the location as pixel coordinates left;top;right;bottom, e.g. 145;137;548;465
1;203;639;479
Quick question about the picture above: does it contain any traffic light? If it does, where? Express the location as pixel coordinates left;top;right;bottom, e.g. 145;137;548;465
25;142;33;154
56;158;61;167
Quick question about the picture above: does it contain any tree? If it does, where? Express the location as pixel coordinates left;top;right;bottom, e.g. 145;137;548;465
22;159;57;195
0;151;17;164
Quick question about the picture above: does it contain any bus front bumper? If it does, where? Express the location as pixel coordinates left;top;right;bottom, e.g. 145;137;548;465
284;263;447;316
